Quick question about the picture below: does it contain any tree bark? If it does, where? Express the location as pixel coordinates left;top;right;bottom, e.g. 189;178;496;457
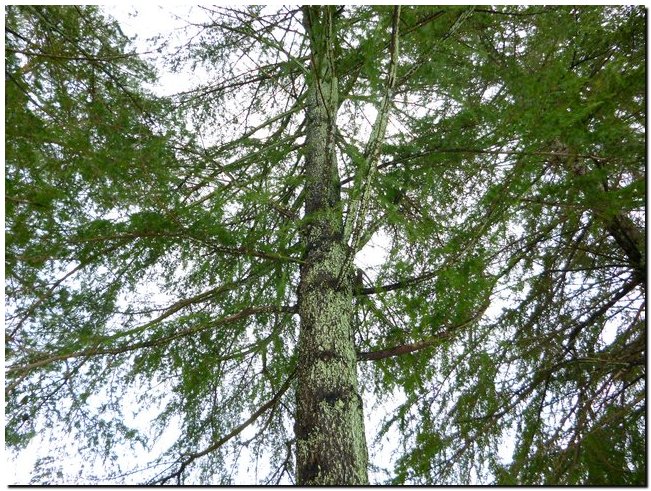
566;155;645;284
294;6;369;485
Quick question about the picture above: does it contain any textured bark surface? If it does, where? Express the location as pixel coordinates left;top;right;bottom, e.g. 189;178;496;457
294;6;369;486
568;156;645;284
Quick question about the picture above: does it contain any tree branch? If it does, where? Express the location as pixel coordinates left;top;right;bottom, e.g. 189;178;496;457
150;369;296;485
340;147;589;187
69;230;305;264
6;305;297;383
357;269;437;295
342;6;401;250
357;300;489;361
564;277;641;353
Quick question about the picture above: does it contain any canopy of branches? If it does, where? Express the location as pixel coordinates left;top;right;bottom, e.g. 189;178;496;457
5;5;645;485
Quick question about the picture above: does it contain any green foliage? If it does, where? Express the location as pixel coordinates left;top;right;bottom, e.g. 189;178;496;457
6;4;645;486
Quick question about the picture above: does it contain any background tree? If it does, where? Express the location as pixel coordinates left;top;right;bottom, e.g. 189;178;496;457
5;5;645;485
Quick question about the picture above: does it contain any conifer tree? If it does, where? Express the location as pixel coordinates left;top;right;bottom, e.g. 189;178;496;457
6;5;645;485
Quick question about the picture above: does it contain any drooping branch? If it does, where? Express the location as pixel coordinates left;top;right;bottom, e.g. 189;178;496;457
5;45;152;63
69;230;305;264
357;300;489;361
105;270;265;339
6;305;297;385
172;57;307;101
203;13;309;77
564;277;642;353
555;147;645;284
149;369;296;485
7;241;128;338
26;6;153;120
341;147;610;186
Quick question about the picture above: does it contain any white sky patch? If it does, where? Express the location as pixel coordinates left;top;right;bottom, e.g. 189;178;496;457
103;5;211;96
356;229;391;283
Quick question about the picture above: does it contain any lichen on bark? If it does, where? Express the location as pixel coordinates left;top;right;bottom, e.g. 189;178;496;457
294;5;369;486
295;245;369;485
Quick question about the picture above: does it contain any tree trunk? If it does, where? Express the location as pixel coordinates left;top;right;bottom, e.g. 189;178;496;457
294;6;369;485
